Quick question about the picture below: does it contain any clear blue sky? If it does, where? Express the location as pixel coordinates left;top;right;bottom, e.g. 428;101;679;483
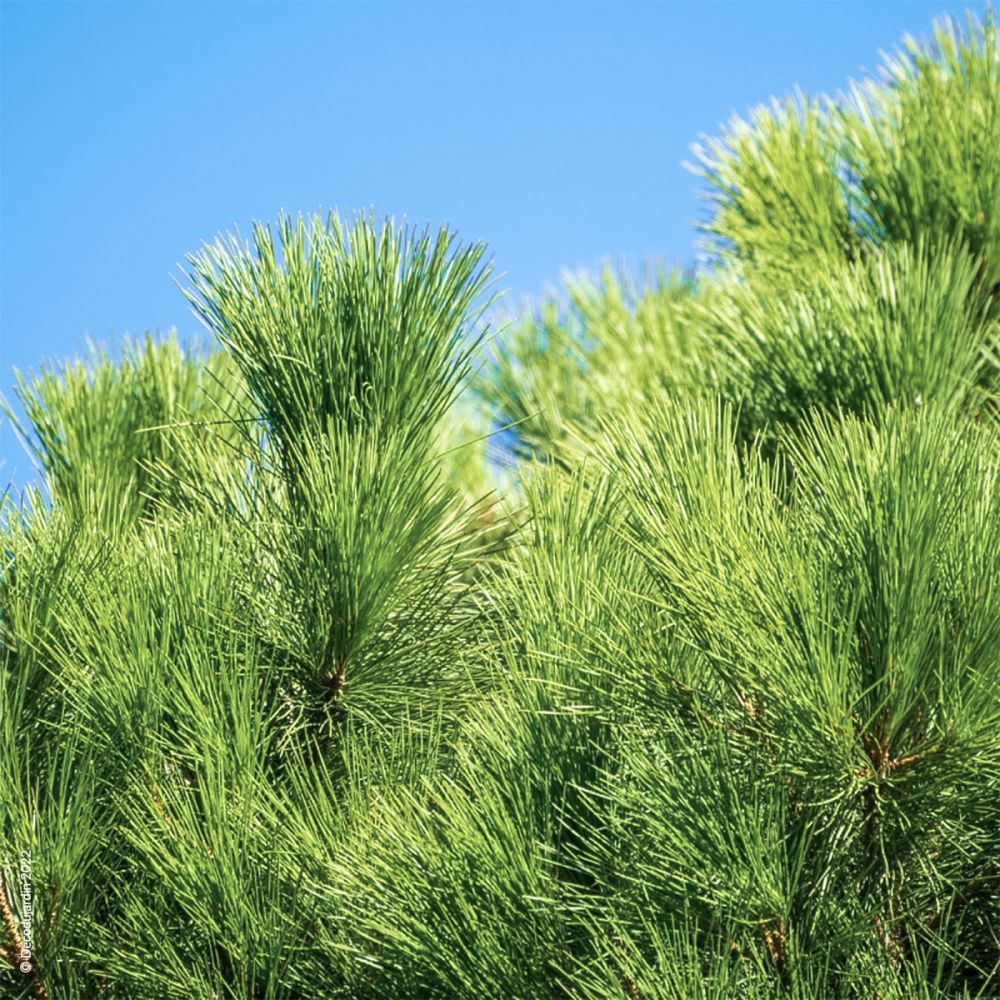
0;0;986;486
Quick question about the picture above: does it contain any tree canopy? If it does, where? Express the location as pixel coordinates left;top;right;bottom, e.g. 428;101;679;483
2;12;998;999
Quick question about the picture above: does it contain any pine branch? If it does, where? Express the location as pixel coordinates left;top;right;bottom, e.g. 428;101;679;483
0;873;47;999
854;752;926;779
760;920;786;974
0;874;22;961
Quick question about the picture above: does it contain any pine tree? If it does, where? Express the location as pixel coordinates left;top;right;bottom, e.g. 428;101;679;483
2;12;998;999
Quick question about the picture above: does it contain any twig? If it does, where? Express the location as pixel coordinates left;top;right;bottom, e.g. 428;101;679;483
735;689;760;722
875;915;909;970
854;721;884;771
320;657;348;698
0;873;22;959
854;753;926;779
761;920;787;975
321;669;347;695
149;779;175;832
0;872;47;999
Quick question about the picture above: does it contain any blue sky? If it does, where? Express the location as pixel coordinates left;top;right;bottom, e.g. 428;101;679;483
1;0;986;486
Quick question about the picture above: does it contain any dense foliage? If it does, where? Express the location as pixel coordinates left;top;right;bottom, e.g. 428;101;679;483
2;14;998;999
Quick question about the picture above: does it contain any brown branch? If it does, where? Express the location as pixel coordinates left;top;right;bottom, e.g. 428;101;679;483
696;709;753;739
854;752;926;779
890;753;924;772
735;689;760;722
320;655;348;699
852;716;885;770
0;873;47;999
321;668;347;696
149;779;175;832
761;920;786;974
0;874;23;959
875;915;909;970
